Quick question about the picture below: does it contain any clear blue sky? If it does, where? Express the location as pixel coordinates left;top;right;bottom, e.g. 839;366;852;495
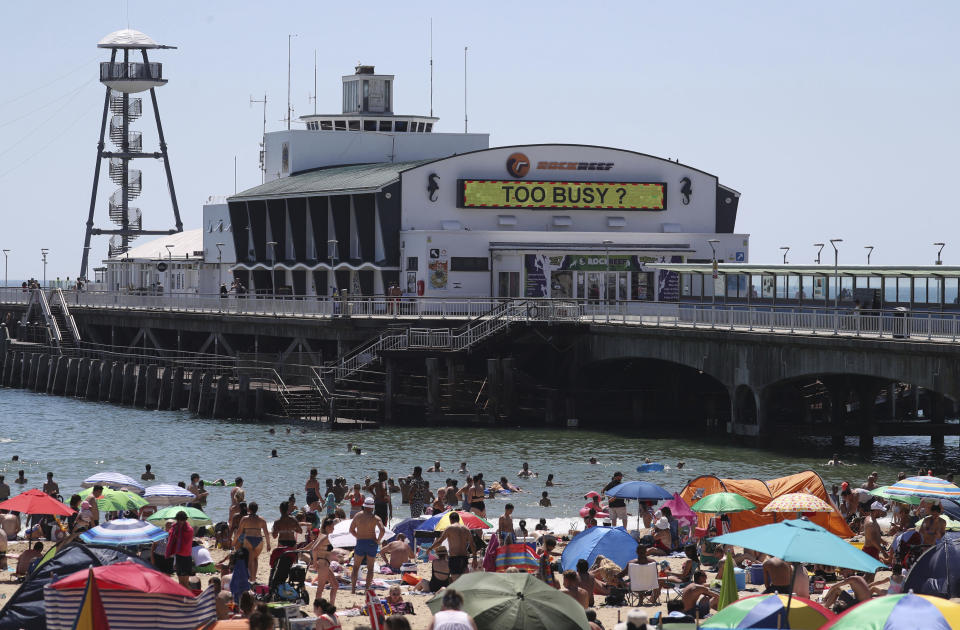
1;1;957;281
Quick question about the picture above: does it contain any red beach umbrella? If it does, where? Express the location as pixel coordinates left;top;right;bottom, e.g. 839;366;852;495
51;561;196;598
0;489;74;516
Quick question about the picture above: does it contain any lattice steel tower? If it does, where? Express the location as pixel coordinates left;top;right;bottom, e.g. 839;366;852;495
80;29;183;280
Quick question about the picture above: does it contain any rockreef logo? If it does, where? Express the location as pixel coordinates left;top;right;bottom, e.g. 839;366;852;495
505;152;530;178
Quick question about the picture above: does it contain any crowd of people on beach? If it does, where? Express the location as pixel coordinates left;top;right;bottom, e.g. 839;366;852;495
0;446;954;630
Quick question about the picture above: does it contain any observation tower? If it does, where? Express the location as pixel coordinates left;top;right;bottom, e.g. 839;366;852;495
79;28;183;280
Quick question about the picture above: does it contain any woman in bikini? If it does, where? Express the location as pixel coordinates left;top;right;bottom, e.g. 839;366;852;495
308;516;339;605
469;476;487;518
305;469;321;508
313;597;340;630
233;501;270;579
348;484;365;518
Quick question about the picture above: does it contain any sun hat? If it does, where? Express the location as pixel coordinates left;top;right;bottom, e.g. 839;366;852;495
627;609;649;625
363;497;375;508
655;517;669;530
870;501;885;511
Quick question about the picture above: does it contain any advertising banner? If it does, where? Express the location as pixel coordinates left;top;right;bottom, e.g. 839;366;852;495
428;247;448;290
460;180;666;210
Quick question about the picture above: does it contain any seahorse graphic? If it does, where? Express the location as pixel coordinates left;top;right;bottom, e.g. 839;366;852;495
427;173;440;202
680;177;692;205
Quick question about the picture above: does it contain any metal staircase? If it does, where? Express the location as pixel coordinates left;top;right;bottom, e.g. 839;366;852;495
48;289;81;349
106;92;144;258
19;289;62;348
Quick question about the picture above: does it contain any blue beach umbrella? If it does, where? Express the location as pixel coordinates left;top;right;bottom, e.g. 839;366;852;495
143;484;196;506
415;509;454;533
885;476;960;501
79;518;167;546
560;526;637;571
606;481;673;501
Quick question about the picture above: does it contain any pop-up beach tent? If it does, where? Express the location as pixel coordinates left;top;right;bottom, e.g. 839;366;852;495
681;470;852;538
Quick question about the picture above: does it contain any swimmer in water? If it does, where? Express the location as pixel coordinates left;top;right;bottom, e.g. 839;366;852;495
270;449;278;458
589;458;598;465
354;447;362;455
677;461;685;470
347;443;353;452
268;428;275;435
458;462;468;473
826;453;844;466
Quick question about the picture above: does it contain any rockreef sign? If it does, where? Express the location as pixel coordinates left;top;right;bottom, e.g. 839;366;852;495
458;179;666;210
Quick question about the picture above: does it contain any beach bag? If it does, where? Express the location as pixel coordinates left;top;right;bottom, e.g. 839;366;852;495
495;543;539;573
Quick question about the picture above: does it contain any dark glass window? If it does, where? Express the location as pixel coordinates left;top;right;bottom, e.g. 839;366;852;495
348;120;360;131
320;120;333;130
394;120;408;132
450;257;488;272
334;120;346;130
379;120;392;131
425;123;433;132
407;256;418;271
364;120;377;131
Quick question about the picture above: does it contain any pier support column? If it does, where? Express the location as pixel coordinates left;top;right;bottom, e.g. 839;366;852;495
425;358;441;424
445;358;457;401
76;358;90;396
158;367;172;410
930;392;946;448
825;379;847;451
212;374;229;419
545;392;561;426
144;365;159;409
486;358;501;422
35;355;51;392
18;352;29;389
51;356;68;395
383;359;395;425
889;382;898;420
631;392;645;427
197;371;214;417
121;363;135;405
27;354;39;392
102;362;116;401
1;350;11;385
108;362;123;402
65;358;79;396
501;358;516;421
86;360;102;401
187;370;202;413
855;381;880;454
170;367;185;410
254;387;264;420
237;375;250;419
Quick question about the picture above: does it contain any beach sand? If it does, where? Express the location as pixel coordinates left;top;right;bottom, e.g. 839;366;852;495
0;532;893;629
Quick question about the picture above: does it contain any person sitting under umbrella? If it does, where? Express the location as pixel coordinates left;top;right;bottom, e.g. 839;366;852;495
15;541;43;578
646;517;672;556
821;568;872;614
680;571;719;619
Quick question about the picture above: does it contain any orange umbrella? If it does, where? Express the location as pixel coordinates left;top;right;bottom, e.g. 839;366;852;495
0;489;74;516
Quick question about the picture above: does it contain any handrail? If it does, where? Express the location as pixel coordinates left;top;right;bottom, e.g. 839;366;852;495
51;289;81;344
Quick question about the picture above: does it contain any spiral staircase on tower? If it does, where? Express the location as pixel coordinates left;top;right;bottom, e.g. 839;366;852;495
106;94;143;257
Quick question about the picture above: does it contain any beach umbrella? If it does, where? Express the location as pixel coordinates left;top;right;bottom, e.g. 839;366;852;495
692;492;756;515
426;571;589;630
885;476;960;501
637;462;665;472
416;509;453;532
605;481;673;501
79;519;167;546
821;593;960;630
52;560;192;597
869;486;923;505
762;493;834;514
142;484;196;506
81;473;145;495
327;517;396;548
434;510;491;531
702;594;835;629
77;488;147;512
0;488;74;516
560;526;637;571
69;567;110;630
718;551;737;611
147;506;212;528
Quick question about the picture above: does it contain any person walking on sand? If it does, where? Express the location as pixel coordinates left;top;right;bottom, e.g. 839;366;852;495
233;502;270;579
407;466;429;518
428;512;475;580
350;498;385;594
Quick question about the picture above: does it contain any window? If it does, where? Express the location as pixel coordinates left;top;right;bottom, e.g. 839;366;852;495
417;122;425;132
379;120;392;132
394;120;408;132
334;120;346;130
363;120;377;131
914;277;928;303
425;122;433;132
320;120;333;130
450;257;488;272
406;256;418;271
348;120;360;131
498;272;520;297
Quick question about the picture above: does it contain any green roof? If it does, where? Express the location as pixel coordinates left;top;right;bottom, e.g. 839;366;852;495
228;160;431;200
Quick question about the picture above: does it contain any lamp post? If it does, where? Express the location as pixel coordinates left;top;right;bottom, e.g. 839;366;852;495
215;243;224;291
165;244;174;294
780;246;790;265
934;242;945;266
814;243;824;264
327;239;339;296
267;241;278;295
864;245;874;265
40;249;49;289
707;239;720;306
830;240;842;336
2;249;9;287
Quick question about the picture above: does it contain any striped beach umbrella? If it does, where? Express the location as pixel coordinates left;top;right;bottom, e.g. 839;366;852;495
81;473;145;495
885;476;960;501
763;493;834;513
822;593;960;629
79;519;167;546
77;488;147;512
702;593;834;629
143;484;196;506
147;506;212;528
433;511;492;531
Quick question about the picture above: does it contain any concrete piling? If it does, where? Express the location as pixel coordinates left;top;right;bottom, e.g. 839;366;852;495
65;359;79;397
187;370;201;413
108;362;123;403
86;360;102;401
170;367;185;411
212;374;229;418
50;356;68;396
144;365;159;409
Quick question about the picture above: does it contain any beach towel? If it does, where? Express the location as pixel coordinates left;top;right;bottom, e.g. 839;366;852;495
229;560;250;604
482;530;500;572
365;589;384;630
495;543;539;573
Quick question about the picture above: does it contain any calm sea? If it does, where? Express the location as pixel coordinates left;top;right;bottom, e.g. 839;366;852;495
0;388;956;527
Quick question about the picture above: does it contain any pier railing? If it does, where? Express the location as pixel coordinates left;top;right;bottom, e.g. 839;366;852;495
2;288;960;344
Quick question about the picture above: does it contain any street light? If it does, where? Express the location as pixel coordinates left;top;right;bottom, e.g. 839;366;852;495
2;249;9;287
864;245;874;265
707;239;720;306
934;242;945;266
267;241;278;294
165;244;174;293
814;243;824;264
829;239;843;309
40;249;49;288
780;246;790;264
215;243;224;291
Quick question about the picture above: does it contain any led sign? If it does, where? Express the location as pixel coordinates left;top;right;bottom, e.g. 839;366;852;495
458;179;666;210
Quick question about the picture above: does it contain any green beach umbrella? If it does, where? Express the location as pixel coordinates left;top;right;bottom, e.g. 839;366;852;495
691;492;756;514
147;506;212;527
77;487;148;512
870;486;923;505
426;572;589;630
718;550;738;610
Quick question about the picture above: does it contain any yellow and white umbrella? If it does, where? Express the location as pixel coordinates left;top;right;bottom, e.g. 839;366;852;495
763;493;834;513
